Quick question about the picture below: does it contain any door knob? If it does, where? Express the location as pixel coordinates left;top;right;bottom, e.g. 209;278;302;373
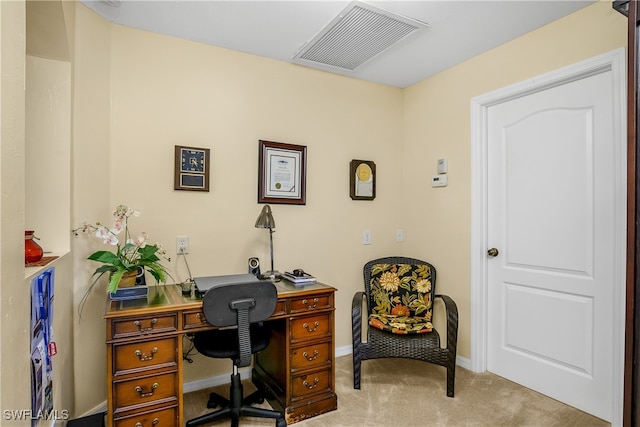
487;248;499;257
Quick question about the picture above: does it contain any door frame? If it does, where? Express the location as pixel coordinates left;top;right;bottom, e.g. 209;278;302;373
469;48;626;425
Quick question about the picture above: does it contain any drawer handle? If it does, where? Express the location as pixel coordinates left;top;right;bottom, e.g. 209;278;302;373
302;298;318;309
303;350;319;361
302;377;319;389
134;382;159;398
134;418;159;427
134;318;157;333
196;312;207;323
302;321;320;333
134;347;158;361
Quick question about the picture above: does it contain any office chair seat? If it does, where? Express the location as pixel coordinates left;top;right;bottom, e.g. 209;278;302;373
186;280;286;427
193;323;271;362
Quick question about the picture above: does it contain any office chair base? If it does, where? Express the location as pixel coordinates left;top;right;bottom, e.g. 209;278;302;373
207;389;264;409
186;372;286;427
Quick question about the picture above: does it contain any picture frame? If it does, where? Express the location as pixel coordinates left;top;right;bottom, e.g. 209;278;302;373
258;140;307;205
174;145;210;192
350;159;376;200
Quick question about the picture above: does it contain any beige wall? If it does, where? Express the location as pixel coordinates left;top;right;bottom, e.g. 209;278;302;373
1;0;28;421
106;24;405;383
0;0;628;422
71;2;112;415
402;0;627;361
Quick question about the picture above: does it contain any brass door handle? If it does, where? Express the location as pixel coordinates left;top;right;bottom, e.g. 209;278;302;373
487;248;499;257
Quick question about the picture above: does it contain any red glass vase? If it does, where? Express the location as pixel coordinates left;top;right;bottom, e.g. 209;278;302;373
25;230;44;263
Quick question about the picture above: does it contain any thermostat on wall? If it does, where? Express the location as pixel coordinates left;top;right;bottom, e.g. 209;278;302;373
432;174;448;188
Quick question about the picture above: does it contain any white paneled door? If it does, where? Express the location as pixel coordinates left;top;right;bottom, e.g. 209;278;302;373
480;52;625;423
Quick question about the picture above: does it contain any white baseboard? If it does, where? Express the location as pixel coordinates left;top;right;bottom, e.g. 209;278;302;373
72;402;107;420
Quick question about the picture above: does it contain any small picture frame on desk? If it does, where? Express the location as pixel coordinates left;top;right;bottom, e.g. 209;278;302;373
350;159;376;200
174;145;210;192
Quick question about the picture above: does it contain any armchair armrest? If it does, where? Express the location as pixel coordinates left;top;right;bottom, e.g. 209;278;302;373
435;294;458;354
352;292;365;346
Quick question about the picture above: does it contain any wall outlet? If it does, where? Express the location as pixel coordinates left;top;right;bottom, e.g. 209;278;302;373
176;236;189;254
431;174;448;187
363;230;372;245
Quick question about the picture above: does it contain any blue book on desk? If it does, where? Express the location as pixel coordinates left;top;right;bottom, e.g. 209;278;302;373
110;286;149;301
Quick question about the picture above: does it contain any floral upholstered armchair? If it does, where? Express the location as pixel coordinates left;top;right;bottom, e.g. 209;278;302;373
351;256;458;397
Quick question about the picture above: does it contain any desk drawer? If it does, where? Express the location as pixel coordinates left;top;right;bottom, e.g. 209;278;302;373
290;368;332;401
114;405;178;427
291;342;331;371
290;295;332;314
273;299;287;317
182;310;209;330
290;314;331;343
113;337;178;376
111;314;177;339
114;371;178;413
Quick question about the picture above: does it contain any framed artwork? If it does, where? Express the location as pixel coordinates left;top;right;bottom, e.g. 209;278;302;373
174;145;210;191
258;140;307;205
350;159;376;200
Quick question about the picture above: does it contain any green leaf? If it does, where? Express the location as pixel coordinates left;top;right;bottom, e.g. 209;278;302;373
88;251;124;268
108;269;126;293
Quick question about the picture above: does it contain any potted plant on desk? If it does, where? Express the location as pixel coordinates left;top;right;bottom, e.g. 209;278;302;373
73;205;172;309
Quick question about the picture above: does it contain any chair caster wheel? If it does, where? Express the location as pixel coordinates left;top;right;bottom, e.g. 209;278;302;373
276;418;287;427
206;402;218;409
255;397;265;404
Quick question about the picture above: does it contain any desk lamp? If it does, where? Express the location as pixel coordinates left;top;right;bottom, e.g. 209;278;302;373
254;205;278;280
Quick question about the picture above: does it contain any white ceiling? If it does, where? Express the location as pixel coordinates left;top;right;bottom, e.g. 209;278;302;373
80;0;597;88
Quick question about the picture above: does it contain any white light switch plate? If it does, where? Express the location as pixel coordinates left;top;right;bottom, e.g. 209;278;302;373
437;158;448;174
363;230;372;245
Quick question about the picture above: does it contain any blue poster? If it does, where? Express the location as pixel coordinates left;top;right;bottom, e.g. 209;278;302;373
30;268;54;425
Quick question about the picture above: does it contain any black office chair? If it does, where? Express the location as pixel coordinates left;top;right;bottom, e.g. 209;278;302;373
185;281;286;427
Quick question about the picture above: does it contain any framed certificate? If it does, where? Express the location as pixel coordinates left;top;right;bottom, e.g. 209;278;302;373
350;159;376;200
174;145;210;191
258;140;307;205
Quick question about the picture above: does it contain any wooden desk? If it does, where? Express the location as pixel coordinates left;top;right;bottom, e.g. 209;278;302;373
104;282;337;427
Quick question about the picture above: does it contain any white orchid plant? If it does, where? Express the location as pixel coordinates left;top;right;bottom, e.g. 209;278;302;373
73;205;171;294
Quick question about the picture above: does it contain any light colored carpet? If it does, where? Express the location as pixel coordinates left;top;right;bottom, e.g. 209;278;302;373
184;355;610;427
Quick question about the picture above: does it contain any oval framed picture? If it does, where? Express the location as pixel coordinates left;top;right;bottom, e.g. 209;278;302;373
350;159;376;200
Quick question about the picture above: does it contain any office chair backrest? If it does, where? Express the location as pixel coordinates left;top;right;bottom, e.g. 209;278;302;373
202;281;278;327
202;281;277;367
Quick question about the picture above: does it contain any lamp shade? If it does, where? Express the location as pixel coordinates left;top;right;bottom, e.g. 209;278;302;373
255;205;275;229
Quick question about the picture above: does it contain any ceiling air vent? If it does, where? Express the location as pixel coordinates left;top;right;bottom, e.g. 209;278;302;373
292;1;428;73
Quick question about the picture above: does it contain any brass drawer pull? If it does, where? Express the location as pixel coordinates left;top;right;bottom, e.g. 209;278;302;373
134;347;158;361
302;377;319;389
302;321;319;333
196;312;207;323
303;350;319;361
134;418;159;427
302;298;318;309
134;382;159;397
134;318;157;333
